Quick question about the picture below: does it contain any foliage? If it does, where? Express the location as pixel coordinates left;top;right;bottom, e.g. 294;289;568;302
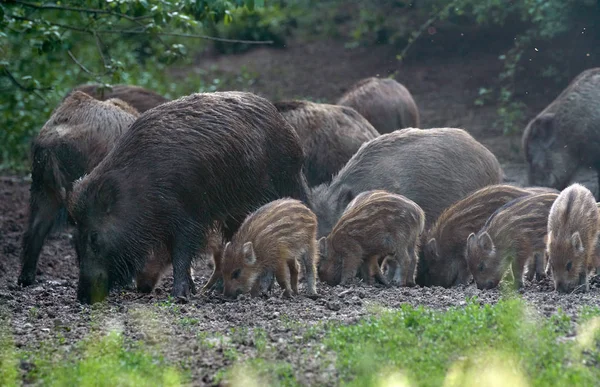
325;297;600;387
0;0;268;171
210;2;296;54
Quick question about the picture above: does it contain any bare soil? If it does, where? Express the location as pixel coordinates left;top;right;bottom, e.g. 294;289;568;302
2;36;600;385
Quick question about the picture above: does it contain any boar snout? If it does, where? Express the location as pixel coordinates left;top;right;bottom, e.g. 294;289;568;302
77;269;109;304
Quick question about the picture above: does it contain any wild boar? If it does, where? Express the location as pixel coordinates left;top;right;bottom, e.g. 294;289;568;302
70;84;170;113
220;199;318;299
18;91;139;287
465;193;558;289
67;91;310;304
310;127;502;241
274;100;379;186
522;68;600;196
336;77;419;133
546;183;599;293
318;190;425;286
422;184;537;288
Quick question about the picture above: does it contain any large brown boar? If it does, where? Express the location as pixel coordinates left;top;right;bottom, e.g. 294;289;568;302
274;100;379;186
522;68;600;196
310;128;502;240
220;199;318;299
465;193;558;289
336;77;419;133
68;91;310;304
546;183;599;293
17;91;139;287
70;84;170;113
422;184;536;288
318;190;425;287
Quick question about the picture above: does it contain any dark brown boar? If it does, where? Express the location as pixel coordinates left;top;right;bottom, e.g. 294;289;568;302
220;199;318;299
17;91;139;287
522;68;600;196
336;77;419;134
546;183;599;293
465;193;558;290
70;84;170;113
274;100;379;186
318;190;425;287
68;91;310;304
422;184;537;288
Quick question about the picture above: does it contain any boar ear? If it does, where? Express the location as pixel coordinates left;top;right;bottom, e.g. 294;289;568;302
466;233;477;248
478;232;494;253
339;186;354;210
426;238;438;258
242;242;256;265
95;177;119;215
571;231;584;253
530;113;556;146
318;237;328;259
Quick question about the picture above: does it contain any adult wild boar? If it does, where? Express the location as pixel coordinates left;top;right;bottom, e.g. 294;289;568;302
274;100;379;186
18;91;139;287
67;91;309;304
522;68;600;196
70;84;170;113
310;127;502;240
336;77;419;133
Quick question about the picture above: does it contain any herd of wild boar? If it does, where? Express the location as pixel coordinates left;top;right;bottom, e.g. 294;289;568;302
14;68;600;305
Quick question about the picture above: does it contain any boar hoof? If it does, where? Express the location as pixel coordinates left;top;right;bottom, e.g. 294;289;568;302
17;272;35;287
305;292;320;300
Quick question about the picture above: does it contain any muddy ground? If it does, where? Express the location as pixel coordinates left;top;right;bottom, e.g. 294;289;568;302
2;36;600;385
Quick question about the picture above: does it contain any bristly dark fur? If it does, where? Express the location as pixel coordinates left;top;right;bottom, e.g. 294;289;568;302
68;84;170;113
522;68;600;196
68;91;310;303
336;76;420;134
18;91;139;288
275;99;379;187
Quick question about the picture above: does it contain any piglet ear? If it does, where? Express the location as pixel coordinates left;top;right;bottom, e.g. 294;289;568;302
242;242;256;265
466;233;477;248
426;238;438;258
571;231;584;253
318;237;328;259
479;232;494;253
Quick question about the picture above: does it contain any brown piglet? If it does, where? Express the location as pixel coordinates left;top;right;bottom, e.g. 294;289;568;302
220;199;319;299
546;183;599;293
318;190;425;287
465;192;558;289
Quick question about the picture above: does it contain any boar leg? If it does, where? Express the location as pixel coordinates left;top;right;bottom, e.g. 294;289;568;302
367;255;389;287
300;244;319;297
511;253;528;289
524;257;535;282
136;245;171;293
288;259;300;296
405;247;419;287
382;256;398;284
18;191;61;287
170;231;200;299
578;271;589;293
534;251;547;281
201;269;222;294
275;262;294;298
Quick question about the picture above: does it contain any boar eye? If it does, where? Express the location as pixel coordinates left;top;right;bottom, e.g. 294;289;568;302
478;262;485;272
231;269;241;280
566;261;572;272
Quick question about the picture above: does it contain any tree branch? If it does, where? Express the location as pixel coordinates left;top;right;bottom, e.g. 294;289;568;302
13;0;144;22
95;29;274;44
1;67;52;92
9;15;274;44
67;50;94;75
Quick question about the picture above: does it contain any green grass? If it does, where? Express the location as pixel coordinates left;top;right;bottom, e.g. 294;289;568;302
0;321;186;387
324;297;600;387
